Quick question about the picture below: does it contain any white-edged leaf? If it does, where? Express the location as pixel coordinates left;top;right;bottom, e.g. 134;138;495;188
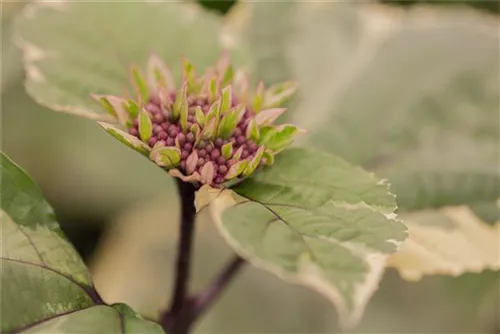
244;2;499;211
14;1;248;120
388;205;500;281
98;122;150;156
209;148;406;328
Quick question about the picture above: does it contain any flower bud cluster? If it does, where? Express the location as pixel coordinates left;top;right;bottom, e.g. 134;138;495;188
94;54;303;187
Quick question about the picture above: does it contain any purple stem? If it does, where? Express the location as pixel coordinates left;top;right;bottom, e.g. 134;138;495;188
190;255;245;322
161;179;197;334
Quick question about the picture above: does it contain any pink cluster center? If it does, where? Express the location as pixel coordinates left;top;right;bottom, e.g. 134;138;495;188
128;93;261;185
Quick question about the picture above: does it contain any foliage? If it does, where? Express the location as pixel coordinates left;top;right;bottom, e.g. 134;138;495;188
4;0;499;333
196;0;500;15
234;0;499;279
0;153;164;333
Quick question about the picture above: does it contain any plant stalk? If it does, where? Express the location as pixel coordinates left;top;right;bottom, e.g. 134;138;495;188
160;180;246;334
190;255;245;322
161;179;197;334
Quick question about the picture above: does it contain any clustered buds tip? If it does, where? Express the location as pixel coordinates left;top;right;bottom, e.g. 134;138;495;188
94;53;304;188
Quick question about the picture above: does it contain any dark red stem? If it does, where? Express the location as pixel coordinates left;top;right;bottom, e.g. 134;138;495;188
190;255;245;322
161;179;197;334
160;180;246;334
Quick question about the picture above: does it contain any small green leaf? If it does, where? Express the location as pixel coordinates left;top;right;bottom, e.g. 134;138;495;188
255;108;286;126
220;86;232;114
201;117;217;140
206;98;221;122
232;146;244;161
124;99;141;119
260;124;304;151
91;94;129;126
218;105;245;138
147;53;176;92
195;106;206;127
91;94;117;117
262;149;275;165
242;146;265;177
172;82;187;121
183;57;200;93
180;96;189;132
263;81;298;109
138;108;153;142
98;122;150;155
252;81;265;112
245;118;260;142
225;160;249;180
207;99;222;138
222;142;234;159
131;66;149;103
216;52;234;87
190;123;201;138
150;146;181;168
208;76;219;103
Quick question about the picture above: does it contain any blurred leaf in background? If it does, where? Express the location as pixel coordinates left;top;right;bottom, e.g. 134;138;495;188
195;0;500;16
236;0;499;274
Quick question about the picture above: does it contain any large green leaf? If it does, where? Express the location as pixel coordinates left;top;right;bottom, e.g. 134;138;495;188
0;152;164;333
239;2;499;211
1;153;92;286
205;148;406;328
14;1;248;120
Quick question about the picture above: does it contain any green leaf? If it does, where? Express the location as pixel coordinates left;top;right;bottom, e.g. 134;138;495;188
242;2;500;284
15;2;249;120
0;153;92;286
147;53;176;92
0;152;163;333
20;305;164;333
208;148;406;328
150;146;181;168
263;82;298;109
130;67;149;103
221;142;234;159
218;105;245;138
220;85;232;114
195;105;206;127
98;122;150;156
259;124;303;151
245;118;260;142
242;145;265;177
172;82;187;122
138;108;153;142
254;108;286;126
225;160;248;180
244;2;499;211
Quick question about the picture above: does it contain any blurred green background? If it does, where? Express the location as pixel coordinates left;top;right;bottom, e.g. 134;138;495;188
2;1;499;333
198;0;500;15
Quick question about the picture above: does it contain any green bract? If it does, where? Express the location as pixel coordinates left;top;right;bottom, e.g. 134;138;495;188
95;54;304;188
